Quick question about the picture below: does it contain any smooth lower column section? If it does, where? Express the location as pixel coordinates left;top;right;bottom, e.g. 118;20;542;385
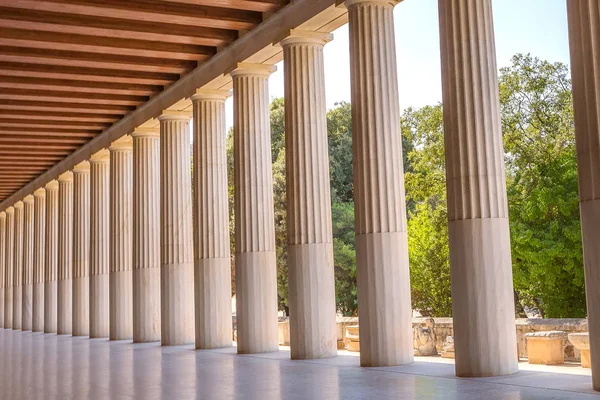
346;0;413;366
281;32;337;360
32;188;46;332
159;111;194;346
4;207;13;329
132;127;161;343
44;180;59;333
13;201;24;331
231;64;278;354
191;90;232;349
72;162;90;337
0;211;5;328
438;0;518;377
109;136;133;340
57;172;73;335
89;150;110;339
567;0;600;390
22;195;34;331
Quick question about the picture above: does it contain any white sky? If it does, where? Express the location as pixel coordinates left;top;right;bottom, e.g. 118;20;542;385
224;0;571;130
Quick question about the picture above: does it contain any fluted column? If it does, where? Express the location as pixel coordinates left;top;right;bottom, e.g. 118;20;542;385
438;0;518;377
57;172;74;335
44;180;59;333
567;0;600;390
32;188;46;332
109;136;133;340
231;63;278;354
159;111;194;346
346;0;413;366
0;211;5;328
13;201;24;331
132;127;161;343
4;206;13;329
72;162;90;337
89;150;110;338
22;195;34;331
191;90;232;349
281;32;337;360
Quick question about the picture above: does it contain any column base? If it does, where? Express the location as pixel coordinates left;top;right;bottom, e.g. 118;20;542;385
22;284;33;331
32;282;44;332
356;232;413;367
57;279;72;335
288;243;337;360
161;262;194;346
133;267;161;343
449;218;518;377
194;257;232;349
13;287;22;331
235;251;278;354
72;276;89;337
89;274;109;338
44;280;57;333
110;270;133;340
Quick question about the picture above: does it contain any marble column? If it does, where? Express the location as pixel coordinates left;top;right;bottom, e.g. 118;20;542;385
132;127;161;343
109;136;133;341
346;0;413;366
72;161;90;337
191;90;232;349
159;111;194;346
89;150;110;339
4;206;13;329
281;32;337;360
567;0;600;390
0;211;5;328
32;188;46;332
13;201;24;331
57;171;73;335
438;0;518;377
231;63;278;354
22;195;34;331
44;180;59;334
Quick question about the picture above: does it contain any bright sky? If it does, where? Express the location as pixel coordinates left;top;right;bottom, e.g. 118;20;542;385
225;0;571;130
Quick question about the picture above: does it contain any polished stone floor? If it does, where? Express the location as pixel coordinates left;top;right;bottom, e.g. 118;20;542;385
0;329;598;399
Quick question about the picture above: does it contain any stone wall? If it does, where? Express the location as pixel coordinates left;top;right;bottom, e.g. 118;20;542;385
277;317;589;362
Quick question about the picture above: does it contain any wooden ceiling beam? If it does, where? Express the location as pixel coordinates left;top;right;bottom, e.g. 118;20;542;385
0;76;163;96
0;119;110;130
0;126;99;136
0;88;148;106
159;0;286;13
0;110;119;123
0;8;237;47
0;28;216;61
0;62;179;86
0;100;135;115
2;0;262;31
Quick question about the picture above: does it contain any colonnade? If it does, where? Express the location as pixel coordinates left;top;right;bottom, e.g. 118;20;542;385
0;0;597;390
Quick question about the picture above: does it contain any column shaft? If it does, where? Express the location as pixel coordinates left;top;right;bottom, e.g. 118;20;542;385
22;196;34;331
90;150;110;338
346;0;413;366
13;201;24;331
159;112;194;346
132;128;161;343
191;91;232;349
232;64;278;354
73;162;90;337
0;211;5;328
110;136;134;340
57;172;73;334
567;0;600;390
438;0;518;377
44;181;59;333
4;207;13;329
32;189;45;332
281;33;337;359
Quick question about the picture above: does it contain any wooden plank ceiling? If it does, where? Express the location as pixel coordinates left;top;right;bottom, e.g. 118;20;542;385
0;0;286;202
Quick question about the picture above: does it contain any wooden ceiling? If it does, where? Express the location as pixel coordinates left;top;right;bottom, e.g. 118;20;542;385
0;0;287;202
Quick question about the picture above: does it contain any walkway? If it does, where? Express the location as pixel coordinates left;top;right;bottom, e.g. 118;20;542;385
0;329;597;399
